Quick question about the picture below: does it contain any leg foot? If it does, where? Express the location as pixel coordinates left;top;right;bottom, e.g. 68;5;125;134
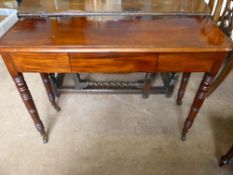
219;157;228;167
35;121;48;143
181;133;186;141
52;103;61;112
42;133;48;144
219;145;233;167
177;100;183;106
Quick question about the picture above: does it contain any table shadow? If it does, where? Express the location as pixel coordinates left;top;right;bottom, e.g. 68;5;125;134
208;113;233;170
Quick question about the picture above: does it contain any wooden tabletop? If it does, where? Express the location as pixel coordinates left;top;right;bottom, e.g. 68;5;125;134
0;0;210;16
0;16;231;53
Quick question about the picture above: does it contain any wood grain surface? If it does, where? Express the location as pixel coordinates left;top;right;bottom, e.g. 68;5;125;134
10;53;71;72
0;16;231;53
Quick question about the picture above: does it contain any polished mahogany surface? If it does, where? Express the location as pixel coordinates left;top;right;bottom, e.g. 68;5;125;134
0;16;231;53
0;0;210;16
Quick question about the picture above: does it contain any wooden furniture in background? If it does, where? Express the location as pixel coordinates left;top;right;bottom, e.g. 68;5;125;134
209;0;227;22
0;16;231;143
207;0;233;96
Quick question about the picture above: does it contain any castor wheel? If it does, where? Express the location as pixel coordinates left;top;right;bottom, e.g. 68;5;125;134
42;134;48;144
219;156;231;167
181;134;186;141
51;102;61;112
177;100;183;106
53;104;61;112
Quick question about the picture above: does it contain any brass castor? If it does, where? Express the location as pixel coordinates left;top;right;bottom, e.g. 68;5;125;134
177;100;183;106
52;103;61;112
181;133;186;141
42;134;48;144
219;156;231;167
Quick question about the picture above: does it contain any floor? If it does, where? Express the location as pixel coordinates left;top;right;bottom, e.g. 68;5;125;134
0;59;233;175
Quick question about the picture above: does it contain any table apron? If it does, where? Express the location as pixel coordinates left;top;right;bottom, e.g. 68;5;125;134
8;52;225;73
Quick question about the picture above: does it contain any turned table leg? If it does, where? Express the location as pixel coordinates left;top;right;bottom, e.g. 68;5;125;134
40;73;61;112
181;73;213;141
14;73;48;143
177;73;191;105
219;145;233;167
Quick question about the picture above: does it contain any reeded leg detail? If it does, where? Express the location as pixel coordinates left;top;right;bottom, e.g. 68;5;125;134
41;73;61;112
219;145;233;167
177;73;191;105
143;73;155;98
14;73;48;143
182;73;213;141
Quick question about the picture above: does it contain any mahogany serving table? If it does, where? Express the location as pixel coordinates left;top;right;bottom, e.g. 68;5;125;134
0;0;232;143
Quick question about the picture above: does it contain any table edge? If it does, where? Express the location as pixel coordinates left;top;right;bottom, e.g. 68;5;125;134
0;46;232;53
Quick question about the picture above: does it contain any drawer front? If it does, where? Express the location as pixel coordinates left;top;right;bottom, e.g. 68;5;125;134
157;53;215;72
70;53;157;73
10;53;71;73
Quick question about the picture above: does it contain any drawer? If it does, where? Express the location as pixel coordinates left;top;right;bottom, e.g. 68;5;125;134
157;53;215;72
10;53;71;73
69;53;157;73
